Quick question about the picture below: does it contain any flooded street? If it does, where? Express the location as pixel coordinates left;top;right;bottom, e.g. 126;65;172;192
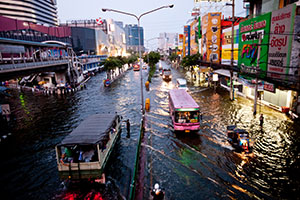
0;61;299;199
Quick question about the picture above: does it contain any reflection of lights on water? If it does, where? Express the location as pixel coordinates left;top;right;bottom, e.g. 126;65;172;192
19;94;30;115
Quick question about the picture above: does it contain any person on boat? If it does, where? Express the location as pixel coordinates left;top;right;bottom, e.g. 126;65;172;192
151;183;164;200
64;147;73;162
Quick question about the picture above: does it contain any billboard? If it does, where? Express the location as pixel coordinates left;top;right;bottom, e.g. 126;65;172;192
201;12;221;63
184;25;191;56
267;4;296;78
238;12;271;77
221;24;239;65
190;19;199;55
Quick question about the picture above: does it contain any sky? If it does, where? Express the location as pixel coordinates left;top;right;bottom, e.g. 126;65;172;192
57;0;245;50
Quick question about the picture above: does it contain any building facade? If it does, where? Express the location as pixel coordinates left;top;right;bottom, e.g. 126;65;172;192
158;32;179;55
124;24;144;52
0;0;58;26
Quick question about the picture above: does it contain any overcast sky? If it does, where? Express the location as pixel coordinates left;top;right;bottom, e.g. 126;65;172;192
57;0;245;49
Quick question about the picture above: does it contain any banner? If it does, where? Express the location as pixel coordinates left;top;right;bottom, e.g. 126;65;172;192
267;4;296;75
238;12;271;77
221;24;239;65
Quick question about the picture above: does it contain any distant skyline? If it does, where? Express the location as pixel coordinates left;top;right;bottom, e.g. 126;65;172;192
57;0;245;50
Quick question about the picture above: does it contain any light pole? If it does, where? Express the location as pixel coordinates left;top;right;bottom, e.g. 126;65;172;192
102;5;174;116
226;0;235;101
146;37;161;63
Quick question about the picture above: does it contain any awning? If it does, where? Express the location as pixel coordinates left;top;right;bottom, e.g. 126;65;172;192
214;69;231;77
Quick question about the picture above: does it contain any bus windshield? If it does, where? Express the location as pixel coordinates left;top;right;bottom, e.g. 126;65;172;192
175;110;199;123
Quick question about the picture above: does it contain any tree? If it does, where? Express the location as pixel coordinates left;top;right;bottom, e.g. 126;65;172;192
127;55;138;65
104;56;122;71
181;53;201;67
144;51;160;67
168;52;178;62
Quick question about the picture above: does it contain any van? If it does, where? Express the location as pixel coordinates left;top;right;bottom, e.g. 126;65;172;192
176;78;188;91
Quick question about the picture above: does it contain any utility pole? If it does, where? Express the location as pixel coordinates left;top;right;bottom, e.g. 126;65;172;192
253;36;262;115
229;0;235;101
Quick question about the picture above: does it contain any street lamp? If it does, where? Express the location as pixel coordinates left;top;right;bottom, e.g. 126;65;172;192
102;5;174;115
226;0;235;101
145;37;162;63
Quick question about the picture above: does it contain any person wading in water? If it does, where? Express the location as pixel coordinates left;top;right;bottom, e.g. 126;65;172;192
126;119;130;138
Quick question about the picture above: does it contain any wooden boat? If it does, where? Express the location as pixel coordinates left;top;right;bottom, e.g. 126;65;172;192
227;125;253;154
103;79;111;87
55;113;122;181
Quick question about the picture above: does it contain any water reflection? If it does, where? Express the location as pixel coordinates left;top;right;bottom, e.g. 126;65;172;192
144;61;300;199
0;62;299;199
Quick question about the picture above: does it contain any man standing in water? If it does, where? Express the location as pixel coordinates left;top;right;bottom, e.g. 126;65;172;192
126;119;130;138
259;114;264;127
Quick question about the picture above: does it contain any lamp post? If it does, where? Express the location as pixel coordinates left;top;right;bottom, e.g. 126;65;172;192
146;37;161;63
102;5;174;116
226;0;235;101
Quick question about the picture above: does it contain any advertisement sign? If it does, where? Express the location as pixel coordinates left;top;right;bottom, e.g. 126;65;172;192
264;81;276;93
184;25;191;56
238;12;271;77
178;34;184;51
267;4;296;76
221;24;239;65
201;12;221;63
190;19;199;55
289;14;300;77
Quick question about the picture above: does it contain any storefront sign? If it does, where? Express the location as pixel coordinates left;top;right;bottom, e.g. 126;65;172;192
221;25;239;65
267;4;296;76
238;12;271;77
240;77;264;90
264;81;275;93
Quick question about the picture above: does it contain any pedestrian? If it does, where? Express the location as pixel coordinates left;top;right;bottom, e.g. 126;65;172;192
200;111;203;121
259;114;264;126
126;119;130;138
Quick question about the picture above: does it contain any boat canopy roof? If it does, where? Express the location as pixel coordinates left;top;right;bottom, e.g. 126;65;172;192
59;114;118;146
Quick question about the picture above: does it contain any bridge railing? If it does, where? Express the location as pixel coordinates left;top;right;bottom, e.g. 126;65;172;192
0;59;69;72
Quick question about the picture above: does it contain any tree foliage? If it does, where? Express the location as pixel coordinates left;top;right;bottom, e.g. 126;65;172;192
181;53;202;67
168;52;178;62
104;56;123;71
127;55;138;64
143;51;161;67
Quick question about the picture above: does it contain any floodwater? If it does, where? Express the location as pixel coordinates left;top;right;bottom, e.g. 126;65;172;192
0;61;299;200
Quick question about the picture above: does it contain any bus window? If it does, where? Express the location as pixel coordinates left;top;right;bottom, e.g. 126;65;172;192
175;111;199;123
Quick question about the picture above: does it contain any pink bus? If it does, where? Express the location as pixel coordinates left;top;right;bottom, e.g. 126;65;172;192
169;89;200;132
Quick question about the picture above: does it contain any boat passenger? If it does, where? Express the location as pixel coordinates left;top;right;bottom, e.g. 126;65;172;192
83;149;95;162
64;147;73;162
151;183;164;200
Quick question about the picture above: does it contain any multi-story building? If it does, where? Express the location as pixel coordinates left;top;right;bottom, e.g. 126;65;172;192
158;32;179;56
0;0;58;26
245;0;299;17
124;24;144;52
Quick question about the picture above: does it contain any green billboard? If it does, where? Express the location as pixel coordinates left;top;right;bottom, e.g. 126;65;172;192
238;12;271;77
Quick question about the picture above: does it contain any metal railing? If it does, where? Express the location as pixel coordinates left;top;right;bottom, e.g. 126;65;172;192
0;59;69;72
